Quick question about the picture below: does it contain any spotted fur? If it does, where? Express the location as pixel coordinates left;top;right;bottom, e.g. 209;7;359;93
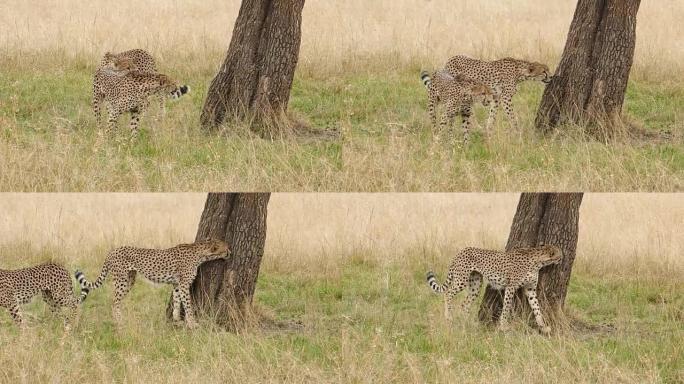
0;263;85;331
75;239;230;328
97;49;172;117
421;70;494;145
427;244;562;334
92;68;189;138
444;56;552;131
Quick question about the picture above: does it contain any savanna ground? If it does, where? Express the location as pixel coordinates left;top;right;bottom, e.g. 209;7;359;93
0;194;682;383
1;0;683;191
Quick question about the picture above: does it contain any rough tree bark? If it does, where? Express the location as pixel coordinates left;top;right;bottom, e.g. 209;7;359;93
200;0;305;133
536;0;641;139
478;193;583;329
167;193;270;329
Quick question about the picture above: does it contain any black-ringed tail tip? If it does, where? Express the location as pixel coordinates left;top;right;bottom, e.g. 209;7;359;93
171;85;190;99
420;71;431;87
426;271;435;281
75;270;90;302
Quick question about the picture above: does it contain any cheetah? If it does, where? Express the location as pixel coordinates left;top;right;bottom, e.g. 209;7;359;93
92;68;189;138
75;239;230;329
421;70;495;145
98;49;170;116
426;244;562;334
0;263;86;332
444;55;552;131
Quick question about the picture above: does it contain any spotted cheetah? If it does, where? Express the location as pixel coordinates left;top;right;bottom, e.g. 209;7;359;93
0;263;86;331
427;244;562;334
444;56;552;131
98;49;171;116
92;68;189;138
75;239;230;329
421;70;495;145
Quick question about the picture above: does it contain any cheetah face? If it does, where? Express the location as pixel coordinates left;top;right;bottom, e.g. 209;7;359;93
537;245;562;266
471;84;495;107
200;239;231;261
101;55;137;74
524;62;552;84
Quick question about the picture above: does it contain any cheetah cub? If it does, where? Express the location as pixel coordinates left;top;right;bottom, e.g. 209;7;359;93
0;263;87;332
75;239;230;329
420;69;494;145
427;244;562;334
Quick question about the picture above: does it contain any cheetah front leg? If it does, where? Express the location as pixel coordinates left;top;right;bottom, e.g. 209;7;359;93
106;105;120;137
129;106;143;140
500;87;517;131
93;91;104;124
498;286;515;331
460;104;473;145
178;283;198;329
54;294;80;334
524;287;550;335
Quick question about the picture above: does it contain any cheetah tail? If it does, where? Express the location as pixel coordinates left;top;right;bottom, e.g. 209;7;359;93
426;270;450;293
170;85;190;99
74;264;109;302
74;270;90;303
420;70;432;88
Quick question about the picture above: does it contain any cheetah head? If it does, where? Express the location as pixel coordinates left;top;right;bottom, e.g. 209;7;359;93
522;62;553;84
470;84;495;107
101;53;137;74
535;244;563;267
198;239;231;262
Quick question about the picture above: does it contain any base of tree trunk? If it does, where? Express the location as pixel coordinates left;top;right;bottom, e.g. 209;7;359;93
218;111;340;142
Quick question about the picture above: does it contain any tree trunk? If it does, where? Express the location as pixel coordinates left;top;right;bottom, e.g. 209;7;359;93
200;0;305;134
478;193;583;329
535;0;641;139
167;193;270;329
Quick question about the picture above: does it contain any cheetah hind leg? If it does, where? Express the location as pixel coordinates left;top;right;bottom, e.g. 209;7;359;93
460;272;482;312
111;275;133;330
171;286;183;323
42;291;60;314
156;94;166;120
443;273;469;321
498;287;515;331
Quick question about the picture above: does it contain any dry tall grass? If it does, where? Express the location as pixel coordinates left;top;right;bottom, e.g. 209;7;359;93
1;193;681;277
1;193;682;383
1;0;682;191
1;0;682;79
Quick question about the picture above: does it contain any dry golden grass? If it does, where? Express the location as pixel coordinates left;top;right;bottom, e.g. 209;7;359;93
1;0;682;80
1;0;682;191
0;193;682;383
1;193;681;277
